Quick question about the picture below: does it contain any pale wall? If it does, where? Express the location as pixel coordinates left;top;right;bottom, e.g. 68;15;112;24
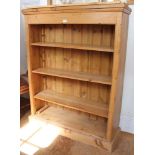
119;5;134;133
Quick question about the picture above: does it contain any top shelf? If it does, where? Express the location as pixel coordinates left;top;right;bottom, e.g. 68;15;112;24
31;42;114;52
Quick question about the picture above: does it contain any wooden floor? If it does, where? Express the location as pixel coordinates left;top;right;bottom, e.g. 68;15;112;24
20;111;134;155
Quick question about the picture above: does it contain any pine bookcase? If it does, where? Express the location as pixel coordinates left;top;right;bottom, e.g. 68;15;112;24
22;2;131;152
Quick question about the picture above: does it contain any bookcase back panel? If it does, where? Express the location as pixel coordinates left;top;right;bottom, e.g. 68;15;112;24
44;76;110;104
34;47;113;76
30;24;114;77
33;75;110;104
31;24;115;48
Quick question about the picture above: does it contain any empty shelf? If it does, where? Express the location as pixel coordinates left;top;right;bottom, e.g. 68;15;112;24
34;89;108;118
33;105;107;138
31;42;114;52
32;68;112;85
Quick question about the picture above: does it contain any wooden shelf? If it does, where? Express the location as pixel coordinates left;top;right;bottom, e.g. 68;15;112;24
34;89;108;118
31;42;114;52
32;68;112;85
34;105;107;138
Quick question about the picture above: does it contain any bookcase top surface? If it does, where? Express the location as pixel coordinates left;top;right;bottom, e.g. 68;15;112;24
22;2;131;15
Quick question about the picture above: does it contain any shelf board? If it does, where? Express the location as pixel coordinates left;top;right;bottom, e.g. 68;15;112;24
34;89;109;118
31;42;114;52
33;105;107;139
32;68;112;85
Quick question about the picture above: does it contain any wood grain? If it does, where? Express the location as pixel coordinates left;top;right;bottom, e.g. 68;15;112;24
31;42;114;52
22;3;131;152
33;105;107;138
106;13;129;141
34;89;109;117
32;68;112;85
22;2;131;15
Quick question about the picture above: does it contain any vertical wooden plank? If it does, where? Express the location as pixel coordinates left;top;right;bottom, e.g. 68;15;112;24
107;22;121;140
80;25;89;99
40;25;47;93
89;52;101;75
113;13;129;133
72;50;81;97
46;76;55;92
92;25;102;47
25;24;36;114
44;25;50;42
71;25;82;97
90;25;103;102
41;25;45;68
98;85;107;103
44;25;50;68
100;26;114;76
98;23;111;105
49;24;56;42
87;25;93;46
89;83;99;102
55;25;64;93
101;25;112;48
55;25;63;69
45;25;55;69
45;25;56;92
110;26;115;49
40;25;48;108
25;24;45;114
87;25;93;100
100;53;112;76
91;25;102;75
63;25;72;70
107;13;129;141
81;25;89;73
55;25;64;69
100;26;109;76
100;25;114;109
49;25;56;69
37;25;42;70
99;53;112;107
63;25;72;95
32;25;42;42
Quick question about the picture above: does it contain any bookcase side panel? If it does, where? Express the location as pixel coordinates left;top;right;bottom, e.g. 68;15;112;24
107;13;129;141
113;13;129;130
25;23;45;114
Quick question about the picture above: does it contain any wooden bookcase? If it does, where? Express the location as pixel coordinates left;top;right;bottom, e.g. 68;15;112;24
22;2;131;151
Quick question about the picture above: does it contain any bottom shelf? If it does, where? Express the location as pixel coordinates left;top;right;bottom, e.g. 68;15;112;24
34;105;107;139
